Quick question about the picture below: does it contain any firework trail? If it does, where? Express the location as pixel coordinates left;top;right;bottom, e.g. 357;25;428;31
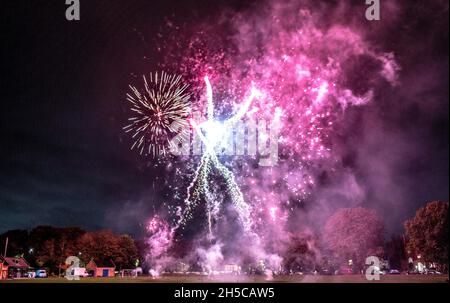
145;216;174;272
124;71;191;157
176;76;261;239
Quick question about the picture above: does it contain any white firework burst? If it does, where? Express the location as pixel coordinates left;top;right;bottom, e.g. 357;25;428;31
124;71;191;157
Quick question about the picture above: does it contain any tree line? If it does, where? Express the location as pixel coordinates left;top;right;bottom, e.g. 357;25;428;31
1;201;448;274
0;227;139;275
281;201;448;273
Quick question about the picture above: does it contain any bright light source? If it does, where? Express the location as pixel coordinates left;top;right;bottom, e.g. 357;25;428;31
201;120;226;148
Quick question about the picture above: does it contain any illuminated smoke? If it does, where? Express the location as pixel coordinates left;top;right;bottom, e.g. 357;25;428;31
138;0;402;270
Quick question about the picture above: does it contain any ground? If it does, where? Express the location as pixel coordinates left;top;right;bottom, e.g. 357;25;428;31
0;274;448;283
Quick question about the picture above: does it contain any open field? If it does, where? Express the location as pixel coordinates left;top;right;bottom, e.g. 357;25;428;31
1;274;448;283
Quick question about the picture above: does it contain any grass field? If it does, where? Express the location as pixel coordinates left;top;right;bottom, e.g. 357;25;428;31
1;274;448;283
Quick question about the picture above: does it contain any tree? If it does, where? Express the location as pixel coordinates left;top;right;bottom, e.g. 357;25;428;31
0;229;29;257
28;226;85;273
29;226;60;271
115;235;139;269
385;235;407;270
2;225;139;273
134;238;149;270
77;230;138;269
404;201;448;272
322;207;385;270
282;232;320;272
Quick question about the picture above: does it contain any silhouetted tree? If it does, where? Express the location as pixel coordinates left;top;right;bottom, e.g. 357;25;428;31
134;238;149;269
385;235;407;270
0;229;29;257
115;235;139;268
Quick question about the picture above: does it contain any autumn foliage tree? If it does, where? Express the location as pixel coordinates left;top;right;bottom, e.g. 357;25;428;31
1;226;139;274
404;201;448;272
28;226;85;271
323;207;385;270
77;230;138;269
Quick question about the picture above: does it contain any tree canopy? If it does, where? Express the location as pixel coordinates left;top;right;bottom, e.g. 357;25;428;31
1;226;138;274
323;207;385;270
404;201;448;270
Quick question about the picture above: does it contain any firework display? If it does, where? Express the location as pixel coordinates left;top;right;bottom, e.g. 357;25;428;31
1;0;448;295
124;71;191;157
176;76;261;238
133;2;405;273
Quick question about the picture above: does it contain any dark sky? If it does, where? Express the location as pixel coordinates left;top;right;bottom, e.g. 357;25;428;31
1;0;448;237
0;0;250;236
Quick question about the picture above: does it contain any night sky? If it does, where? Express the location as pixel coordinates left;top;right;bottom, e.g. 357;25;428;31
1;0;448;237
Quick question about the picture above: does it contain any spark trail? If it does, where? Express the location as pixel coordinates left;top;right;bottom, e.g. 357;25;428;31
176;76;262;239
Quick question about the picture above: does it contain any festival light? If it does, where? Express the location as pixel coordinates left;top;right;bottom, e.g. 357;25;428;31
124;71;191;157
